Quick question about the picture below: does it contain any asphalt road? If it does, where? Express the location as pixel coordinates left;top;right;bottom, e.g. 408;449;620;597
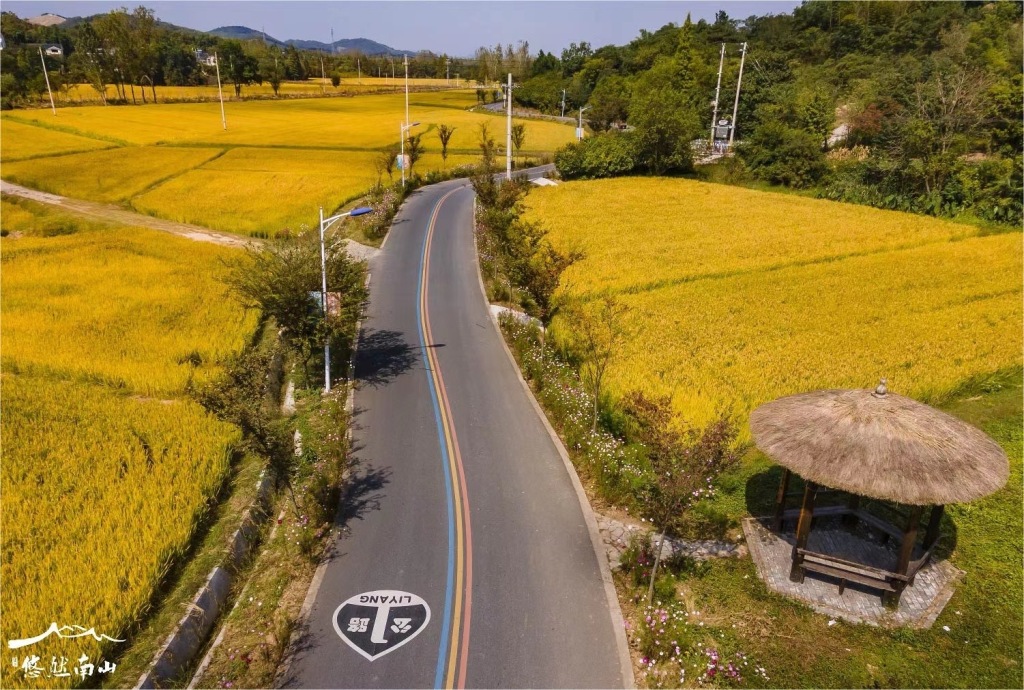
280;172;628;689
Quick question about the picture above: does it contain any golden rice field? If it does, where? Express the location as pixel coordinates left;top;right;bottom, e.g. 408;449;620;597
61;77;463;103
526;178;1023;430
132;148;378;235
0;118;114;161
2;90;572;151
1;89;572;236
0;198;255;688
1;146;223;203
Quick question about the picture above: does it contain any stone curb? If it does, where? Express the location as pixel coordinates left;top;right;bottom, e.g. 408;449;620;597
134;471;274;689
470;193;637;690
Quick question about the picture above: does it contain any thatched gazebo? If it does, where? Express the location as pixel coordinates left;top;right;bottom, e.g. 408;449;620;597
750;379;1009;606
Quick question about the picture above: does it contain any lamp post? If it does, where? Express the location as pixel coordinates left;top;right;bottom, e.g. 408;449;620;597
577;105;591;141
400;120;420;186
506;72;513;180
318;205;372;391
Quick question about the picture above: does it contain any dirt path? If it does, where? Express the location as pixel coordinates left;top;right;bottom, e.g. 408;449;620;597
1;180;252;248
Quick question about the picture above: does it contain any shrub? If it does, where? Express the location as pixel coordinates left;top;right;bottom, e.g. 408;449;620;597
554;132;638;180
737;121;829;188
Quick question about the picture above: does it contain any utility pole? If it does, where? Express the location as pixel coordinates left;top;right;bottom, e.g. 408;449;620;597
728;42;747;148
38;46;56;115
404;54;410;127
561;88;566;118
506;72;513;180
710;42;725;148
214;52;227;130
320;56;327;92
446;56;450;86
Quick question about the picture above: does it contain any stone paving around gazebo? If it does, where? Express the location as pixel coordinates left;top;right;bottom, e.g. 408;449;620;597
742;517;963;628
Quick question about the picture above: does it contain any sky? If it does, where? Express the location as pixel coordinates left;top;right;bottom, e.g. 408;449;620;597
4;0;802;56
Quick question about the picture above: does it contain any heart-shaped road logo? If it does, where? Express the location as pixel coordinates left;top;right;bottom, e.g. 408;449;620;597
332;590;430;661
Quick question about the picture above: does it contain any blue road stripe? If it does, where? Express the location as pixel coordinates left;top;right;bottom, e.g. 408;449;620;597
416;192;457;690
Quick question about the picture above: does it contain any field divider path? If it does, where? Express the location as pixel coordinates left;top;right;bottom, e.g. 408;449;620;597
128;147;230;201
1;112;133;146
1;180;251;248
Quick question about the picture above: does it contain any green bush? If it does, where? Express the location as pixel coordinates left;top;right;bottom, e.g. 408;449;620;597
554;132;637;180
737;121;829;188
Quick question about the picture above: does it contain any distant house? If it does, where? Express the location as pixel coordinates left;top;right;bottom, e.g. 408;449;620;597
44;44;63;57
194;50;218;67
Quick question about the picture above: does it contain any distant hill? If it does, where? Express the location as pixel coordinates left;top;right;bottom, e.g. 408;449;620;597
208;25;414;56
208;25;283;45
8;13;415;56
27;12;66;26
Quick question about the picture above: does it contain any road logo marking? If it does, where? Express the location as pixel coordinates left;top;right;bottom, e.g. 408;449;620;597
332;590;430;661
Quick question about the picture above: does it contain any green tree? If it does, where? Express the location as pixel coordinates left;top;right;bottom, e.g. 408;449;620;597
587;74;631;131
628;59;700;174
225;230;368;381
621;391;738;602
405;133;424;176
800;90;834;148
437;124;456;169
510;122;526;165
219;39;258;97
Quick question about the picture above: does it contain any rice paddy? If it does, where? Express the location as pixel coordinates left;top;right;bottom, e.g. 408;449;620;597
525;177;1023;429
0;198;256;688
1;89;573;235
60;77;464;104
0;118;114;161
1;146;224;203
132;148;379;235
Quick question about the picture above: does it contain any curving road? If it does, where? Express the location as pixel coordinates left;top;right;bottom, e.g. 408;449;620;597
280;172;631;689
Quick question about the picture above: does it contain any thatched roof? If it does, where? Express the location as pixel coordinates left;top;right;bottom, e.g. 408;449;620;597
749;383;1009;505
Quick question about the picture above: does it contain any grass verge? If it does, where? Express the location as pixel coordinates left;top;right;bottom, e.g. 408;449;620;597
499;310;1022;688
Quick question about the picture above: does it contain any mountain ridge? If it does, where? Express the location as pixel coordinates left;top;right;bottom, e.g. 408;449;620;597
13;12;416;56
208;24;416;56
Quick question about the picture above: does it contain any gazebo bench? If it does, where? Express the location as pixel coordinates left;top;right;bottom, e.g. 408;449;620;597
797;552;899;594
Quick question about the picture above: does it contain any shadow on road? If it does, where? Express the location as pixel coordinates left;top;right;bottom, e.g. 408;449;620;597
276;459;391;688
354;328;419;387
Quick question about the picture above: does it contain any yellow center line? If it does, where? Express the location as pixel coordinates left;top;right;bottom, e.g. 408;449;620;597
420;187;470;688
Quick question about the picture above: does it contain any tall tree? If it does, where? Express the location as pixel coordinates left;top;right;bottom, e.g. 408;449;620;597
220;39;258;97
437;124;456;169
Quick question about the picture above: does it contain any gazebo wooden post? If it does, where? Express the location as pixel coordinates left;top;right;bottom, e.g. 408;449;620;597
772;468;791;532
789;480;817;583
924;504;944;547
885;504;923;607
842;494;860;529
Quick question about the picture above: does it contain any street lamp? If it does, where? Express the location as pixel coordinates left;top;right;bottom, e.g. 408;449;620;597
577;105;591;141
400;120;420;186
318;205;372;391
